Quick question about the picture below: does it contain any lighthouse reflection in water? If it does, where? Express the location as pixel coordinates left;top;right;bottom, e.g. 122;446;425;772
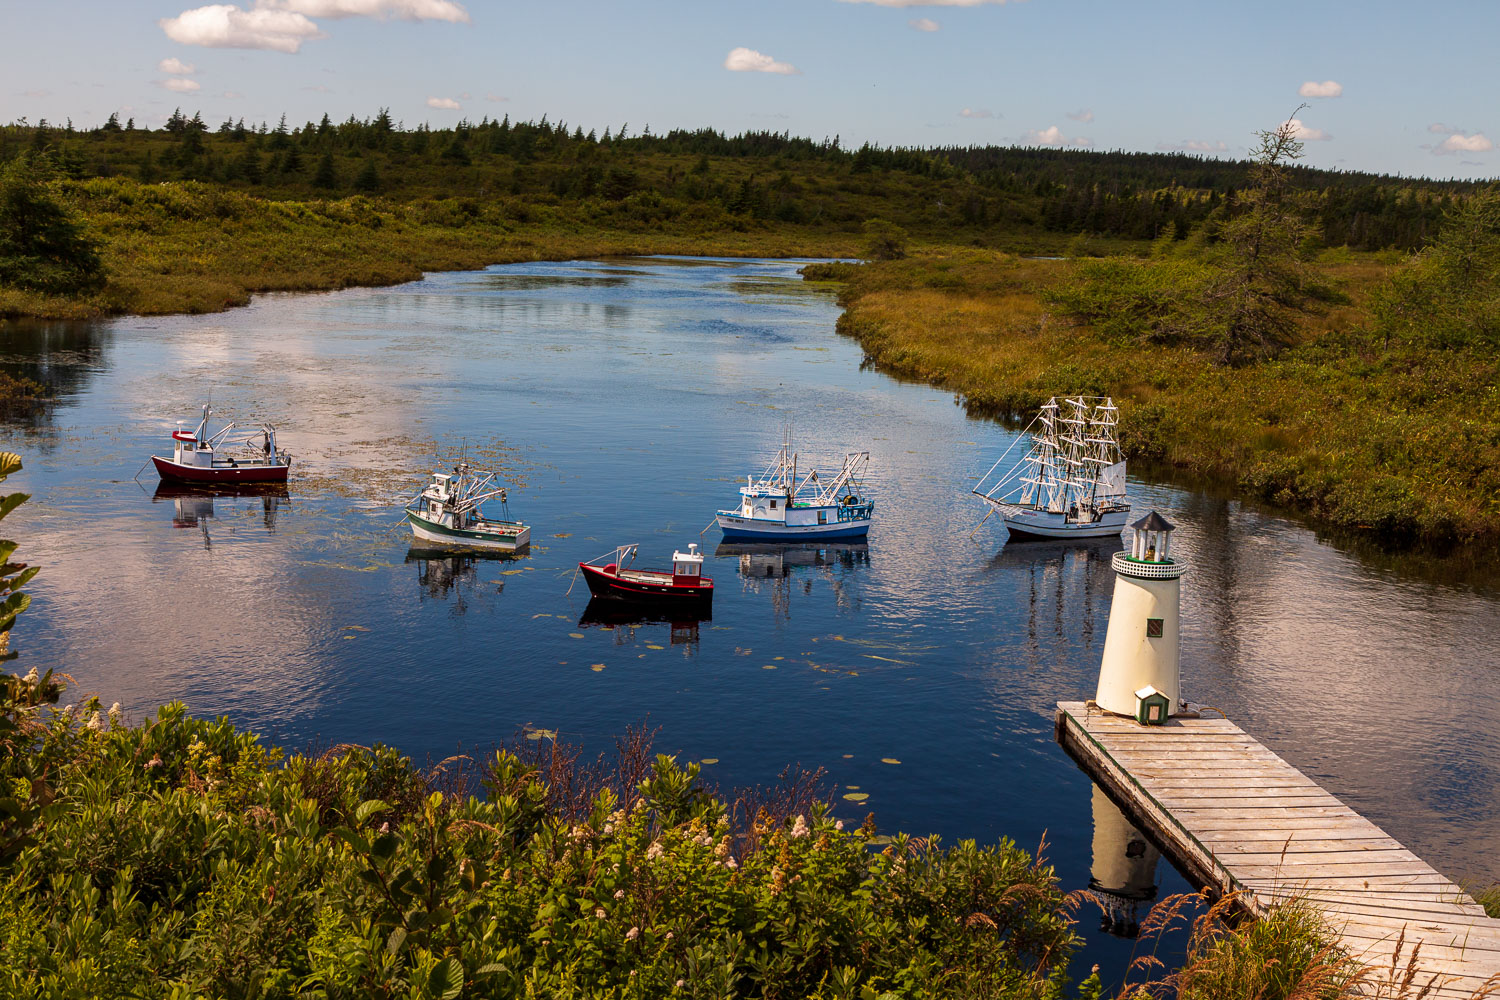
1087;785;1163;938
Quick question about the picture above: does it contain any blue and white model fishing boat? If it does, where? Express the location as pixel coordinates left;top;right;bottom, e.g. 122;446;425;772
973;396;1130;540
716;439;873;541
405;463;530;552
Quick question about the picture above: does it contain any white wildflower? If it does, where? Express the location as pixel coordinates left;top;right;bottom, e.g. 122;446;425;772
85;712;104;732
594;908;606;919
613;889;624;899
665;931;674;941
603;823;614;835
108;702;122;723
726;857;738;870
676;979;685;989
23;667;38;683
835;820;844;831
790;815;810;839
626;926;640;941
646;841;663;861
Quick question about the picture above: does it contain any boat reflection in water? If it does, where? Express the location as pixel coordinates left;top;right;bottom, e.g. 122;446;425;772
1086;785;1163;938
577;599;709;651
151;482;289;547
405;546;517;614
714;542;869;619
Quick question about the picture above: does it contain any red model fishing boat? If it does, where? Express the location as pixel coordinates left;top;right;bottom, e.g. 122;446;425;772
152;404;291;484
578;543;713;607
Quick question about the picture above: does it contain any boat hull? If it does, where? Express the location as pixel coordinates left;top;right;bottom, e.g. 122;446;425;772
715;512;871;541
579;563;713;605
1000;505;1131;540
406;510;530;551
152;455;290;484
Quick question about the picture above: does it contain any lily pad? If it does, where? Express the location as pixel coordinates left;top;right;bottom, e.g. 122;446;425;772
842;792;869;802
646;644;665;650
700;758;719;765
525;728;557;741
762;664;776;670
590;664;606;672
569;633;584;639
881;758;901;765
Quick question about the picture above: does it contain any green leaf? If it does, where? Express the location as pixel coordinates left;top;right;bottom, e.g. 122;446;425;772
370;833;399;861
386;925;407;955
428;957;464;1000
356;799;390;825
0;454;21;480
0;492;28;522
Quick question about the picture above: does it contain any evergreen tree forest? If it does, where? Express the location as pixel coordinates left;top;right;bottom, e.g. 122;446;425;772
0;109;1487;251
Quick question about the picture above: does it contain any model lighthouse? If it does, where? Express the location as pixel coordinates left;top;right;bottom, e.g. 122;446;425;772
1095;511;1187;718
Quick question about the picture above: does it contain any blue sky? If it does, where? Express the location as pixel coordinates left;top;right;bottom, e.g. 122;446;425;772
2;0;1495;179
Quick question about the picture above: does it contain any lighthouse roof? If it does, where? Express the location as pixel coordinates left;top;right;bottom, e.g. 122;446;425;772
1130;510;1174;532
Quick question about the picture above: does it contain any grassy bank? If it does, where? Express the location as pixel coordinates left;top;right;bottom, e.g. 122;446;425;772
810;251;1500;546
0;176;875;321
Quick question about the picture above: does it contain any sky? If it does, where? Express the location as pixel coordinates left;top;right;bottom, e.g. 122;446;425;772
1;0;1495;180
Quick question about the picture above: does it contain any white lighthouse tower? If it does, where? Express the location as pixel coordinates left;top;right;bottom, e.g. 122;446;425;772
1095;511;1187;717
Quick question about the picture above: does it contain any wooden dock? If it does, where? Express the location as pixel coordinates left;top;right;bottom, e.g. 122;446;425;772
1056;700;1500;998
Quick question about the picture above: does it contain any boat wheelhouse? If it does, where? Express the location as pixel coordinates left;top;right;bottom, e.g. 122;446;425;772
578;543;713;607
972;396;1131;540
405;463;530;552
151;404;291;484
715;440;873;541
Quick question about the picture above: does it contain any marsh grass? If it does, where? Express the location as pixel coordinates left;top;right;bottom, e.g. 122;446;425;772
1120;891;1500;1000
825;250;1500;544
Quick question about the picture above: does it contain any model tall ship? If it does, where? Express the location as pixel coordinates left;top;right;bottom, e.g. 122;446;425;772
973;396;1130;539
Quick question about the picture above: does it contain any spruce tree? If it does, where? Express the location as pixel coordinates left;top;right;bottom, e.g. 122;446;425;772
353;159;380;192
311;151;337;189
0;156;106;294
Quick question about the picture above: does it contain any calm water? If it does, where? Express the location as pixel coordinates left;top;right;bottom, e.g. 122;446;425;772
3;257;1498;980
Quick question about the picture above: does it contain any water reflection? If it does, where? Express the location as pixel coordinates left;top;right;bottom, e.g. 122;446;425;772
151;482;289;546
1086;785;1162;939
715;542;869;619
577;599;708;650
405;546;514;613
987;537;1121;668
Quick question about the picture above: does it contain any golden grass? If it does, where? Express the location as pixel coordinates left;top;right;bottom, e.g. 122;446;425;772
826;250;1500;545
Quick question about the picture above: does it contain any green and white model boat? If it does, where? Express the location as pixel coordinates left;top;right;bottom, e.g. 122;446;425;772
405;463;530;552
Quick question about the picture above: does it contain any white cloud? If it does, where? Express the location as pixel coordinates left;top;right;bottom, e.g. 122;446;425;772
1429;122;1455;134
1024;125;1090;147
158;57;198;74
1285;117;1331;141
909;17;939;30
1433;131;1493;155
724;47;800;75
959;108;995;119
839;0;1013;5
1066;108;1093;123
219;90;244;98
257;0;468;21
1157;139;1228;153
160;0;465;53
160;5;324;53
1298;79;1343;98
159;77;203;93
485;93;508;102
426;96;460;109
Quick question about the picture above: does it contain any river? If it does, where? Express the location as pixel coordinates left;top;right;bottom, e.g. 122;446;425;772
3;256;1497;980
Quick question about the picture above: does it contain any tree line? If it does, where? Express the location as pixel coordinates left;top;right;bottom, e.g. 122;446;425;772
1;109;1490;251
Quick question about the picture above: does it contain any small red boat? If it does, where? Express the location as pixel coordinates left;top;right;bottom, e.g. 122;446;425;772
152;404;291;485
578;543;713;607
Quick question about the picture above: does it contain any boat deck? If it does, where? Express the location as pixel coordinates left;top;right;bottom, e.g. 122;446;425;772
617;569;675;584
1056;701;1500;998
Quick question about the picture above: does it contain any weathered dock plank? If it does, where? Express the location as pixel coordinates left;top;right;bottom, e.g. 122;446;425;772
1056;701;1500;995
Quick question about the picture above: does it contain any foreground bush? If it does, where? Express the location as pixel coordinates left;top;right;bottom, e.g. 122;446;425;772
0;693;1079;999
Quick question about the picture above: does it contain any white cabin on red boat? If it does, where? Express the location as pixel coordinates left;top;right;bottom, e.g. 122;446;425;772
672;544;704;586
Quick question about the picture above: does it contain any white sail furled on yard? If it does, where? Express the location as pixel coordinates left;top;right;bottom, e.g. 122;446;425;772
1098;460;1128;497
